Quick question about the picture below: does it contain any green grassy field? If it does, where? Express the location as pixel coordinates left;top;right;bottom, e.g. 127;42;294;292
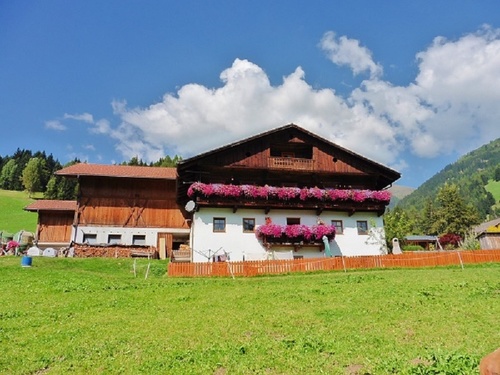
486;179;500;211
0;189;39;234
0;257;498;374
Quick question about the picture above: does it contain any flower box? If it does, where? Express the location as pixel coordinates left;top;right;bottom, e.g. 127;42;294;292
187;182;391;204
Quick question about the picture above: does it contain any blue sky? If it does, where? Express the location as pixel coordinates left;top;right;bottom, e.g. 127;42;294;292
1;1;500;188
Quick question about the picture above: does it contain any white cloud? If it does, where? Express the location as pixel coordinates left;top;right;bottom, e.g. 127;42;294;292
45;120;66;131
320;31;383;78
51;27;500;173
63;112;94;123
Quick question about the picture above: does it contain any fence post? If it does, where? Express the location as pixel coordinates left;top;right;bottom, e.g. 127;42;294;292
456;251;464;270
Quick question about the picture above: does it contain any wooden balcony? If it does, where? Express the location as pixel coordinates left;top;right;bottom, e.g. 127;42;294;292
268;157;314;171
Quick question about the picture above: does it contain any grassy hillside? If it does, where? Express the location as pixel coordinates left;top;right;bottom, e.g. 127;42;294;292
0;189;38;234
485;179;500;211
398;138;500;218
1;257;498;374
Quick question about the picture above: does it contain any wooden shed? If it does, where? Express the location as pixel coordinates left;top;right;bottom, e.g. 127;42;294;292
475;218;500;250
24;200;76;249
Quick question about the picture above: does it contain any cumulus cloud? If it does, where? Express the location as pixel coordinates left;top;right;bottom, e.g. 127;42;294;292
49;27;500;173
320;31;383;78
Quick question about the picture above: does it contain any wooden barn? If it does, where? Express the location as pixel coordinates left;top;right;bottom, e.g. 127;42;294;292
24;200;76;249
54;164;191;259
177;123;400;262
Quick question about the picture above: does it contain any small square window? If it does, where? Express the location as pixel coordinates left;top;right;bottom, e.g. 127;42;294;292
356;221;368;235
83;233;97;244
243;218;255;232
108;234;122;245
332;220;343;235
132;235;146;245
287;217;300;225
213;217;226;232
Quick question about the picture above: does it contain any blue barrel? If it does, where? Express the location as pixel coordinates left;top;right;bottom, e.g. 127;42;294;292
21;256;32;267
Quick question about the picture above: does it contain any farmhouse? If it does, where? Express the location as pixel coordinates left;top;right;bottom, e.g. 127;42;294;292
177;124;400;261
25;124;400;262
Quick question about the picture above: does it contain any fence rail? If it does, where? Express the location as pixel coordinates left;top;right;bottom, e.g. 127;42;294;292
167;249;500;277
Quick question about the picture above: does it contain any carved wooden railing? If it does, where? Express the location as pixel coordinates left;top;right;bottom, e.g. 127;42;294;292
268;157;314;171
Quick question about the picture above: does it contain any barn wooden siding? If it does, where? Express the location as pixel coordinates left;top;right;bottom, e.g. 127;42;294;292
78;177;187;228
478;233;500;250
167;249;500;277
37;211;73;243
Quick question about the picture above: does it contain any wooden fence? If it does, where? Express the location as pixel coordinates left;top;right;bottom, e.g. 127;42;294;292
167;249;500;277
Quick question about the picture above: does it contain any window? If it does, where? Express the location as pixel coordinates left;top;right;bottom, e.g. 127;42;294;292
83;233;97;244
243;218;255;232
287;217;301;225
213;217;226;232
332;220;343;235
132;235;146;246
108;234;122;244
357;221;368;235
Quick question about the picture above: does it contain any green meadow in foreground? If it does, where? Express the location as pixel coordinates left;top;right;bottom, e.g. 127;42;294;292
0;257;498;374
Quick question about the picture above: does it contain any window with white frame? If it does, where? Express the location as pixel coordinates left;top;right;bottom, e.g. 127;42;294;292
132;235;146;245
83;233;97;244
108;234;122;245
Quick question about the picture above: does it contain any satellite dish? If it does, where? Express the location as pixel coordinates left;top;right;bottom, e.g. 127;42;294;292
185;200;196;212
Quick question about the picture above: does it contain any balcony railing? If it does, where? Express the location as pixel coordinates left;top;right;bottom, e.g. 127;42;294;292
268;157;314;171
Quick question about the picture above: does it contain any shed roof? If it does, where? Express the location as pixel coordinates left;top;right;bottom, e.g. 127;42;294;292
405;235;439;242
24;200;77;212
474;218;500;235
55;163;177;180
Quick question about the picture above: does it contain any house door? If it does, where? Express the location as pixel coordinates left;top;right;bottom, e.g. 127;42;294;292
157;232;173;260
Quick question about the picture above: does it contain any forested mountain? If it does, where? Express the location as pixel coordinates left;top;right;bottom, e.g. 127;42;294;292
397;138;500;220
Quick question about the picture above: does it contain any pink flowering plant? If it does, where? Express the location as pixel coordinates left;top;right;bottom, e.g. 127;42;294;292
188;182;391;204
256;223;336;243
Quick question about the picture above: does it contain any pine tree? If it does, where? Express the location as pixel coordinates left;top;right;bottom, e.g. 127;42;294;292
430;183;480;237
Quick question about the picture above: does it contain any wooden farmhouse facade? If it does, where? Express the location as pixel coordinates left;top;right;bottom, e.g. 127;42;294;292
25;124;400;261
177;124;400;262
40;164;190;258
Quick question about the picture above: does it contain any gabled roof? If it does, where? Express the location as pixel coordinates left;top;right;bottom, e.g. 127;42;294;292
178;123;400;181
24;200;77;212
474;218;500;235
56;163;177;180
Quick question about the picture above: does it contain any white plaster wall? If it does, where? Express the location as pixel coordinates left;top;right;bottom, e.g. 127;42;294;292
71;226;190;246
330;212;387;256
191;208;387;262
